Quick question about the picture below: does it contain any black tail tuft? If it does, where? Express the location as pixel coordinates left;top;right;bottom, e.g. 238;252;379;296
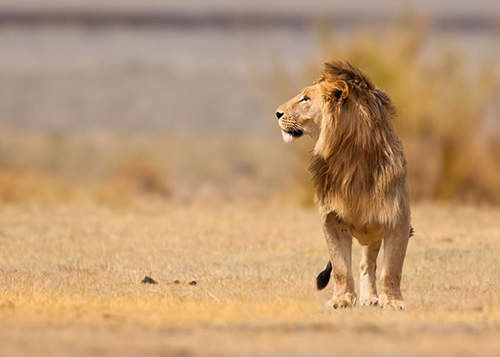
316;261;332;290
410;226;415;237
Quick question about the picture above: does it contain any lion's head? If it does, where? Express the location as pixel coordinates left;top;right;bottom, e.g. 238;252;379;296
276;61;396;158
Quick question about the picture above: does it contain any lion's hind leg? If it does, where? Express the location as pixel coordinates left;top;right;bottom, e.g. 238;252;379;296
359;240;382;306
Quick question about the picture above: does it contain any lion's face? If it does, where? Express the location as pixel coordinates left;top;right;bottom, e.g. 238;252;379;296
275;83;324;143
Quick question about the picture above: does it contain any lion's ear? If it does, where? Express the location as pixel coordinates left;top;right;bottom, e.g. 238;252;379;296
321;80;349;104
331;80;349;103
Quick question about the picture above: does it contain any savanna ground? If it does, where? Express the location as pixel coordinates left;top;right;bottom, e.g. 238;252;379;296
0;16;499;356
0;200;499;356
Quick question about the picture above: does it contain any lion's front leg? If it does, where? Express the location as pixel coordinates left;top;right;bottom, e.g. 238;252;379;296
359;240;382;306
379;223;410;310
322;213;356;309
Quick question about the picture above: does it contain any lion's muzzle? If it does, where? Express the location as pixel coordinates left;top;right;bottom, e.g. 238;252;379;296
278;117;304;142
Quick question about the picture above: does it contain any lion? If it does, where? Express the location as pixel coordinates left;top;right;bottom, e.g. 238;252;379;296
275;61;412;309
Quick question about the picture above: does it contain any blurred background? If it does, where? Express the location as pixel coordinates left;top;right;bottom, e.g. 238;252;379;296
0;0;499;206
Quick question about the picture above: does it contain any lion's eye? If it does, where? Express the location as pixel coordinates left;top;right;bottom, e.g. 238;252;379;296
299;96;310;103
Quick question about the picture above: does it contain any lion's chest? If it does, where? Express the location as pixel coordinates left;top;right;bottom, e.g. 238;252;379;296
317;197;387;245
351;223;385;245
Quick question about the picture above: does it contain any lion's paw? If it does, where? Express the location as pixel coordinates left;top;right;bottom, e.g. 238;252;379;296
325;299;352;309
359;296;379;306
379;297;405;310
325;293;356;309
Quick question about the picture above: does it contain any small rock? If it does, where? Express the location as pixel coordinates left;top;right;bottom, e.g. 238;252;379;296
173;280;180;284
189;281;197;286
141;276;158;284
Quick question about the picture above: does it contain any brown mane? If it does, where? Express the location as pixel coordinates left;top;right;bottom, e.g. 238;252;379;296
310;61;408;226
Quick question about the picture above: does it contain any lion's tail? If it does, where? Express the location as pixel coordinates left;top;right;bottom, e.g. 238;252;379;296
316;261;332;290
316;226;414;291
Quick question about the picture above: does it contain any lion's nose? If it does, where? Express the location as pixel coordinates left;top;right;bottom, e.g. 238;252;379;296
276;111;284;119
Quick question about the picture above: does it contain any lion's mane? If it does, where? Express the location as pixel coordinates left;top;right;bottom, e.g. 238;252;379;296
310;61;410;227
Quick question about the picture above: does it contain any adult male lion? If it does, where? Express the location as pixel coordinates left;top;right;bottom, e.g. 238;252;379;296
276;61;412;310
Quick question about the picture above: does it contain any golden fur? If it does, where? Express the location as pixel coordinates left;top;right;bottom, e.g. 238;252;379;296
276;61;411;309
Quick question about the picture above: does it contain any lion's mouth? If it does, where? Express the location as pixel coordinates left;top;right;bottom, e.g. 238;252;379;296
287;129;304;137
281;128;304;143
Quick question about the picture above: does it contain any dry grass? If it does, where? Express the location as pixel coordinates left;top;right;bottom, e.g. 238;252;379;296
0;201;499;356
